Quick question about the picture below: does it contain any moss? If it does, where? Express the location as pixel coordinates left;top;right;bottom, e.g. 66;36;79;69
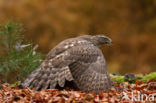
111;75;125;84
141;72;156;82
111;72;156;84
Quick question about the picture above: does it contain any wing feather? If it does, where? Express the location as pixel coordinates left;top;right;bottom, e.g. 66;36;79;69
67;46;112;93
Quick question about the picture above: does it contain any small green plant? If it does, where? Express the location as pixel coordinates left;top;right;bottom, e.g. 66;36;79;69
0;20;43;83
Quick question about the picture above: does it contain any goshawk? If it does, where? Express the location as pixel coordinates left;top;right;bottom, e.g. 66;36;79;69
22;34;113;94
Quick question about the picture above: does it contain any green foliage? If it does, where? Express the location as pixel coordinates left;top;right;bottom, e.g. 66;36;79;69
111;75;125;84
0;21;43;83
111;72;156;84
141;72;156;82
11;81;21;87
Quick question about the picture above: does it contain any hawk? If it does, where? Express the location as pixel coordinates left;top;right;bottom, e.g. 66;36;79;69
22;34;113;94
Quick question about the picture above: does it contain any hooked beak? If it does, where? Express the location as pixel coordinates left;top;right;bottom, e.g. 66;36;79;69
105;37;113;45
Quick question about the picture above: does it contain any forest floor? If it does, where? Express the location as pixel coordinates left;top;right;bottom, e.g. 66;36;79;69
0;79;155;103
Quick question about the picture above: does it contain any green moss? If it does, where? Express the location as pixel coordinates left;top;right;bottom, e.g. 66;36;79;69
111;72;156;84
141;72;156;82
111;75;125;84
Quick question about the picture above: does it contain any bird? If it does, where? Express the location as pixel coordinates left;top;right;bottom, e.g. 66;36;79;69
22;34;113;94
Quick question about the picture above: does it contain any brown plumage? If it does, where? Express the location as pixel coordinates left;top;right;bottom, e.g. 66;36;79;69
22;34;113;94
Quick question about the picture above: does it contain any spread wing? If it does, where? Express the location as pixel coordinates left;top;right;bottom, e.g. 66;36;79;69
22;38;97;90
22;38;112;92
48;44;102;88
68;45;112;93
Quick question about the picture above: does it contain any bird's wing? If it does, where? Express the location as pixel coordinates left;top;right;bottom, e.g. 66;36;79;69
22;38;94;90
68;46;112;93
22;40;106;91
22;61;73;90
46;38;92;59
45;44;102;89
66;45;104;74
48;44;101;86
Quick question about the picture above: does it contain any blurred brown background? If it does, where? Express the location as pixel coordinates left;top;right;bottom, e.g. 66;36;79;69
0;0;155;74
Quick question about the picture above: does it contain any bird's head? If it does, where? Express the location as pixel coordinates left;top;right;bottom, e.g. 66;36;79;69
91;34;112;46
78;34;112;46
